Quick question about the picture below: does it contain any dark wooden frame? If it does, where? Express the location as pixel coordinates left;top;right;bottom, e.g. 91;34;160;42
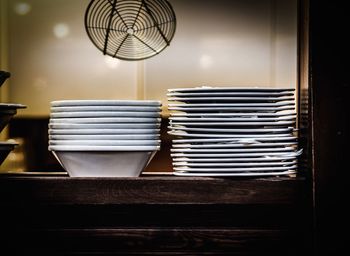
307;0;349;255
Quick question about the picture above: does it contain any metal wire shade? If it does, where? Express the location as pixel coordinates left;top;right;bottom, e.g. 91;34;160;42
85;0;176;61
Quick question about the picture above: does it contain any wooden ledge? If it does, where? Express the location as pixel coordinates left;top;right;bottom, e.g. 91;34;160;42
0;172;307;206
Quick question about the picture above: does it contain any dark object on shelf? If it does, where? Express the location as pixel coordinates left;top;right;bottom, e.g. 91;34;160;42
0;104;27;133
0;71;10;87
0;141;18;165
85;0;176;61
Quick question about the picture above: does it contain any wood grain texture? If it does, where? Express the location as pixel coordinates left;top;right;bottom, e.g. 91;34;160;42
0;175;310;255
0;176;306;205
2;228;299;255
1;204;306;229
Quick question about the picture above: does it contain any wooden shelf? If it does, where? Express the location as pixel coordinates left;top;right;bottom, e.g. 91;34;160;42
0;172;311;255
0;173;307;206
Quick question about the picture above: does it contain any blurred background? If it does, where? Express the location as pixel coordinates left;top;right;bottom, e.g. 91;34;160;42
0;0;297;173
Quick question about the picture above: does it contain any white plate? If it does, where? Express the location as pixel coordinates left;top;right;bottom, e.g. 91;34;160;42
167;91;294;97
172;155;298;162
173;160;297;167
168;96;294;103
168;101;295;108
170;112;296;117
51;100;161;107
168;87;295;93
50;106;162;112
49;145;160;151
169;131;294;138
169;126;294;134
169;120;295;127
173;165;297;172
173;170;296;177
50;117;161;123
172;137;298;143
49;140;161;146
172;137;298;144
49;134;160;140
49;123;161;129
169;116;296;122
170;147;295;153
172;142;297;148
171;150;302;158
168;102;295;107
50;111;161;118
49;128;160;135
168;106;296;113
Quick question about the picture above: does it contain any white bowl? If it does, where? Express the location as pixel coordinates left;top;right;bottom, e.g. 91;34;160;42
48;128;160;135
49;134;160;140
51;100;161;107
49;145;160;151
49;117;161;124
49;123;161;129
49;140;161;146
50;111;161;118
52;150;158;177
50;106;162;112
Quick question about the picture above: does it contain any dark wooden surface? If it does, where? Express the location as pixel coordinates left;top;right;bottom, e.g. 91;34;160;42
0;175;306;205
0;175;311;255
4;228;295;255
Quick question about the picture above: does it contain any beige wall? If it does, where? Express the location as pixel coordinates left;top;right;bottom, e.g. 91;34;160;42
1;0;297;117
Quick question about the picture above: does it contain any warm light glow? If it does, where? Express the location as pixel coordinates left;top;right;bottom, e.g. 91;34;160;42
14;2;32;15
104;56;121;69
53;23;70;38
199;54;213;69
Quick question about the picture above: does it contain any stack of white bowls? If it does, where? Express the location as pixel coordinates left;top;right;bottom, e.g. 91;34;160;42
48;100;162;177
167;87;302;177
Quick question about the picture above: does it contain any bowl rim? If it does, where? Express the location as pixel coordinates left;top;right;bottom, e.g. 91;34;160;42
49;145;160;151
51;100;162;107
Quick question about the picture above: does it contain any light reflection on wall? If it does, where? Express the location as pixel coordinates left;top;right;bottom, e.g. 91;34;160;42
33;77;48;91
104;56;121;69
199;55;213;69
14;2;31;16
53;23;70;39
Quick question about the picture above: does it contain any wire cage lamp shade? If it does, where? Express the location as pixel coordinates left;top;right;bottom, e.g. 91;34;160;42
85;0;177;61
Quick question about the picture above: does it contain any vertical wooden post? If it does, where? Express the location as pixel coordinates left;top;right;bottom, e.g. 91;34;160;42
309;0;350;254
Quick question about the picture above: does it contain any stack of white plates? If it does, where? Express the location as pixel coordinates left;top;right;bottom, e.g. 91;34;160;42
48;100;162;177
167;87;302;177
